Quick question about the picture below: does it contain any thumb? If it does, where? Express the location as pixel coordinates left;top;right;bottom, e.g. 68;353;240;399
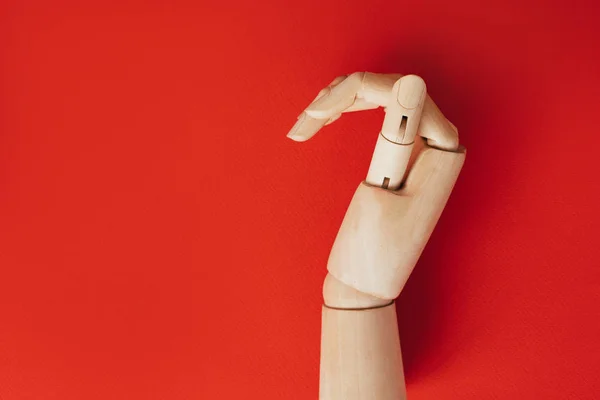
401;144;466;198
398;144;466;242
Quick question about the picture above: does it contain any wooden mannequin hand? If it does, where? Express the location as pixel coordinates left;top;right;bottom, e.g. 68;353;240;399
288;73;465;400
288;73;465;305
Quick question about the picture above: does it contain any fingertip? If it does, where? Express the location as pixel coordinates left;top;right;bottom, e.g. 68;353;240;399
287;116;308;141
287;134;309;142
286;112;327;142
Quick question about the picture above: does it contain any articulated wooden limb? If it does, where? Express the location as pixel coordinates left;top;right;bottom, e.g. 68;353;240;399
287;73;465;400
320;301;406;400
319;145;464;400
328;146;466;300
321;274;406;400
323;273;391;309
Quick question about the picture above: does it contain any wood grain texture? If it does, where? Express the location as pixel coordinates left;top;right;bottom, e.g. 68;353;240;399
320;303;405;400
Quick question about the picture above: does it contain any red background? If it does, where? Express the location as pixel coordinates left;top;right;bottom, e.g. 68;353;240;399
1;1;599;399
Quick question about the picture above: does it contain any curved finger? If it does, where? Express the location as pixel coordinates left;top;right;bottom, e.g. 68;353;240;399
286;72;460;147
400;145;466;199
287;73;400;142
287;75;348;142
381;75;427;145
305;72;402;118
311;75;348;102
344;98;379;113
304;72;366;119
286;113;329;142
419;97;460;150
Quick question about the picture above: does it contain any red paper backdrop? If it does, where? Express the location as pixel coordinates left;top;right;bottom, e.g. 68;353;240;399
1;1;599;399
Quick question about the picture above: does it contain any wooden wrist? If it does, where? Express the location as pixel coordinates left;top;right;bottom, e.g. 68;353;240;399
320;302;406;400
323;273;392;309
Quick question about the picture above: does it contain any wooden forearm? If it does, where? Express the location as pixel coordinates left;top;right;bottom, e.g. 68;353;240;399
320;274;406;400
320;305;405;400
